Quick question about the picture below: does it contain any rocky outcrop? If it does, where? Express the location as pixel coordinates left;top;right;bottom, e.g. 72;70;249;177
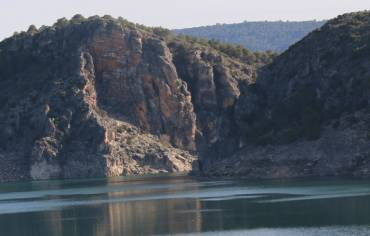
87;24;197;151
170;42;254;158
0;17;197;181
0;15;255;181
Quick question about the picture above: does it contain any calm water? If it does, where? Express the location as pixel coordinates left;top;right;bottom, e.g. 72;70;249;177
0;175;370;236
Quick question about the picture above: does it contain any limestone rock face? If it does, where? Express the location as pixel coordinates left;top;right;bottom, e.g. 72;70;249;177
170;42;253;158
87;24;197;151
0;16;253;181
0;18;199;181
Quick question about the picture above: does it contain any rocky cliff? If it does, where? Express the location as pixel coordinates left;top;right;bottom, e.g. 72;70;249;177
0;15;263;181
0;12;369;182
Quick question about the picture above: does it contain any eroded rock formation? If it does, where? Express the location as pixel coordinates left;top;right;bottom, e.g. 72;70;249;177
1;12;369;181
0;15;256;181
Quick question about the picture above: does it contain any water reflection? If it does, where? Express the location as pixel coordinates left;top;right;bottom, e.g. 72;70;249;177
99;179;203;235
0;176;205;236
0;177;370;236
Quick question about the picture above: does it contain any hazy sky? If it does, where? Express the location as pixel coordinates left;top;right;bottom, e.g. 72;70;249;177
1;0;369;40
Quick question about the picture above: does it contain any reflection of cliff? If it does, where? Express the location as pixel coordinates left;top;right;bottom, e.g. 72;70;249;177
97;179;203;235
98;197;201;235
0;178;204;235
0;211;63;236
41;211;64;236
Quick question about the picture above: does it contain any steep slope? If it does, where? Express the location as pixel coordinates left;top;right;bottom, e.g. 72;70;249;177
0;16;195;181
175;20;326;52
208;12;370;178
0;15;267;181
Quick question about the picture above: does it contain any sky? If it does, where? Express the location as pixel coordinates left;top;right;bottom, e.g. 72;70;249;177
1;0;370;40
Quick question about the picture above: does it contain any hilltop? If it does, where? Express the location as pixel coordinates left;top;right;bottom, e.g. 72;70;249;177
175;20;326;52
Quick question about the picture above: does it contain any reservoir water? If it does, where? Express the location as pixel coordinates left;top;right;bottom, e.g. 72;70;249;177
0;175;370;235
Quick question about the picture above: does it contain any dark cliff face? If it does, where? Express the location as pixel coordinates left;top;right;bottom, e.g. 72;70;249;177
209;12;370;178
235;12;370;145
0;15;258;181
169;42;253;159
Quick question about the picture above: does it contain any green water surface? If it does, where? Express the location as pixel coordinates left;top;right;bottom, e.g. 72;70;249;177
0;175;370;236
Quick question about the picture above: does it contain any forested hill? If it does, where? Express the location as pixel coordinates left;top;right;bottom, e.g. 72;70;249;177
174;20;326;52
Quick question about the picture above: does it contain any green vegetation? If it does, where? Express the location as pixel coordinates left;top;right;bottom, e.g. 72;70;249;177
70;14;86;24
26;25;38;34
175;34;277;65
175;20;326;52
2;14;275;68
54;17;69;28
243;88;323;145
